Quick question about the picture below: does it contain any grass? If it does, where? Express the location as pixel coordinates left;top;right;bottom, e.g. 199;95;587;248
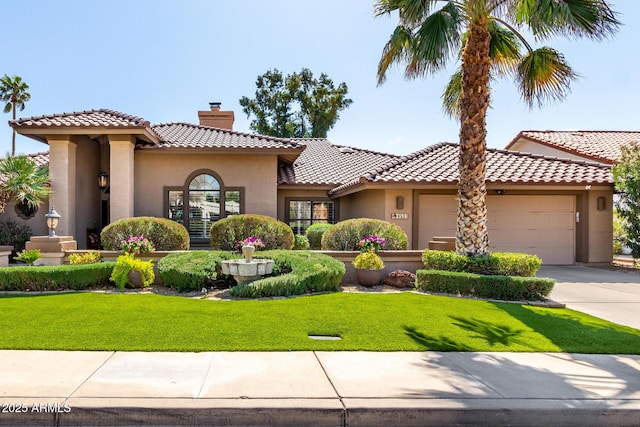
0;292;639;353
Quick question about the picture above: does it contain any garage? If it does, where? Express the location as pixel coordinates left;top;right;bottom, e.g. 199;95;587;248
418;194;576;265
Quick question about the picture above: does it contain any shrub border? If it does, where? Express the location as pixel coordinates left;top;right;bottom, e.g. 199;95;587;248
0;263;116;291
416;269;555;301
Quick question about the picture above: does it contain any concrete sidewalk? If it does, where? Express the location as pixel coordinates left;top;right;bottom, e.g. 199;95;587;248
1;350;639;426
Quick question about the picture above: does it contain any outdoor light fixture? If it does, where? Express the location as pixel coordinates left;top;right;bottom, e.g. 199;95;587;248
45;206;61;237
98;172;109;190
496;189;506;195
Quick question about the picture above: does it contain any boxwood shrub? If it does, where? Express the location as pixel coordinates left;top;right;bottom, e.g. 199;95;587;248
416;269;555;301
321;218;408;251
158;251;238;292
209;214;294;251
101;217;189;251
0;262;116;291
230;250;345;298
306;223;332;250
293;234;310;250
422;250;542;277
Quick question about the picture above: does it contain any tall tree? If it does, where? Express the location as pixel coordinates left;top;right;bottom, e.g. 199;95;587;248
0;75;31;156
0;155;50;214
376;0;619;257
613;144;640;259
240;68;352;138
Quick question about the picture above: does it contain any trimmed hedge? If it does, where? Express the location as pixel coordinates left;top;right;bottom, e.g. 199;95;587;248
158;251;238;292
293;234;310;250
422;250;542;277
210;214;294;251
0;263;116;291
416;269;555;301
230;250;345;298
306;223;332;250
321;218;408;251
101;217;189;251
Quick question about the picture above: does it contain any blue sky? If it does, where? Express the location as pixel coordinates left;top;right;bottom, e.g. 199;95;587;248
2;0;637;156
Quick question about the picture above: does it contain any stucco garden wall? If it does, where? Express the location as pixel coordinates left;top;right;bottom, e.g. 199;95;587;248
587;190;614;262
133;152;279;219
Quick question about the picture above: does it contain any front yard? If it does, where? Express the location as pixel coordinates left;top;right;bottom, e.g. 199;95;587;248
1;291;638;353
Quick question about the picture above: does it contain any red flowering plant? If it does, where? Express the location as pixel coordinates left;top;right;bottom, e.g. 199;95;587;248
121;236;155;255
357;235;386;254
235;236;265;251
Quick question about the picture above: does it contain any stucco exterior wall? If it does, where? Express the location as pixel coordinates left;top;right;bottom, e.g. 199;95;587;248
0;201;48;237
508;138;604;164
75;137;101;249
384;189;414;248
134;152;279;219
587;190;614;262
341;189;385;220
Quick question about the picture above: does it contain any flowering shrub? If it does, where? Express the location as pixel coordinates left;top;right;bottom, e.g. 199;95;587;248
358;235;386;254
122;236;155;255
236;236;265;251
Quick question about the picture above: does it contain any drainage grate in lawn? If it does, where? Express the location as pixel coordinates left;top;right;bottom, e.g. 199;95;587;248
308;335;342;341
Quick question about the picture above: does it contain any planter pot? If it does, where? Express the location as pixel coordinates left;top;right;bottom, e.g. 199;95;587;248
355;268;382;287
127;270;144;288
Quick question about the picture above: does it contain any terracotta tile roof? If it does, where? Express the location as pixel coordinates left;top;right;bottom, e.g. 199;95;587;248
147;123;303;152
10;109;150;129
277;138;400;186
506;130;640;164
329;143;613;195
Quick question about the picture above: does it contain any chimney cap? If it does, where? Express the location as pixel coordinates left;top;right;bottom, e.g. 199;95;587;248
209;101;221;110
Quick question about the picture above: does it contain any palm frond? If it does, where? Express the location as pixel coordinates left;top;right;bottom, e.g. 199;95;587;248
377;25;415;85
516;47;577;108
487;20;522;75
441;69;462;118
374;0;439;26
514;0;620;41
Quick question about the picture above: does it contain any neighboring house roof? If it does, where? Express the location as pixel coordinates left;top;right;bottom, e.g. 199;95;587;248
277;138;400;186
505;130;640;164
329;142;613;196
9;109;160;143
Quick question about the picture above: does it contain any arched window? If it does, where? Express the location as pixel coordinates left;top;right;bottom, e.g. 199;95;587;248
166;170;243;241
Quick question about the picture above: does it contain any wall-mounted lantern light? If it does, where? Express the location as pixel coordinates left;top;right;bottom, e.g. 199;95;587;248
396;196;404;210
45;206;61;237
98;172;109;191
597;196;606;211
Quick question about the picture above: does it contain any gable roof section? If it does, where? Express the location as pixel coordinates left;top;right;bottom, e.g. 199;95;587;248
145;122;305;163
277;138;400;186
329;142;613;195
10;109;160;143
505;130;640;164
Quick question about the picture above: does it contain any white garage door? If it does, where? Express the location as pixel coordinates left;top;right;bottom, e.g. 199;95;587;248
418;195;576;265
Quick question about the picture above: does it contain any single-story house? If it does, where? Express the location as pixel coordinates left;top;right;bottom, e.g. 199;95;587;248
5;104;615;265
506;130;640;165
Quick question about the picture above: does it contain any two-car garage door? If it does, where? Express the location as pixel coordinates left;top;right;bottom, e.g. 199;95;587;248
418;195;576;265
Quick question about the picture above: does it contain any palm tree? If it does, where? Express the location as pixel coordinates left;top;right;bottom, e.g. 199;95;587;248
0;75;31;156
0;155;50;214
376;0;619;257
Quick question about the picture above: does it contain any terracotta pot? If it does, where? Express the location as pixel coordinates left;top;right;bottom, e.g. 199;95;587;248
355;268;382;287
127;270;144;288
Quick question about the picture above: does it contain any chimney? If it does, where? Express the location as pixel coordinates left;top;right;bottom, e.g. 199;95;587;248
198;102;234;130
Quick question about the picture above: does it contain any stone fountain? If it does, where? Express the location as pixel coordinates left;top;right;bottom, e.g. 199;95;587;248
220;244;274;285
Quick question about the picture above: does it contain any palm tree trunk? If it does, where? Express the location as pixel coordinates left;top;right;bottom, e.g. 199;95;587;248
456;16;492;257
11;104;16;157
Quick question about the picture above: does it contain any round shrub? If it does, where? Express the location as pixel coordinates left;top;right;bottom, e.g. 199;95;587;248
293;234;310;250
209;214;294;251
321;218;408;251
158;250;237;292
305;223;332;250
100;217;189;251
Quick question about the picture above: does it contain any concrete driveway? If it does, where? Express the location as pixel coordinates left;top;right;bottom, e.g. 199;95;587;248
539;265;640;330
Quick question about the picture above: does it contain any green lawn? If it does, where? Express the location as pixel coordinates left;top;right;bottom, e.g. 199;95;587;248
1;292;638;353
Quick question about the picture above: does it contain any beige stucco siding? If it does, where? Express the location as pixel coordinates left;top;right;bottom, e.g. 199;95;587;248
341;190;385;220
384;190;413;248
1;202;48;237
508;138;606;164
134;152;279;219
587;190;613;262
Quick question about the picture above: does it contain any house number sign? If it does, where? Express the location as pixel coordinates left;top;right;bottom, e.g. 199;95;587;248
391;213;409;220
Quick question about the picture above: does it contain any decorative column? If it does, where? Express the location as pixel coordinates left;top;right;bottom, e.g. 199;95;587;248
46;135;77;237
108;135;136;222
